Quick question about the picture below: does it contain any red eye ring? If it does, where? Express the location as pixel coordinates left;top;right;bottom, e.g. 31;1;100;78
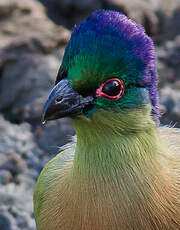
96;78;124;100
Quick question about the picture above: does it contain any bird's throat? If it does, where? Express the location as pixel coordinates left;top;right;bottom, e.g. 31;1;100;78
35;107;178;230
67;108;176;229
71;107;164;179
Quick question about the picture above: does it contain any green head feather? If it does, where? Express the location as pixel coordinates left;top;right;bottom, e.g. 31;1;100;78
56;10;159;123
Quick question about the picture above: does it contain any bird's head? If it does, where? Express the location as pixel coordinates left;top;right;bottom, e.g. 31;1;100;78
42;10;159;131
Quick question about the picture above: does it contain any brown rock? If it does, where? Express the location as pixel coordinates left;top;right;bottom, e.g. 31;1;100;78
157;35;180;88
0;0;70;51
0;152;26;176
160;86;180;127
0;0;70;122
0;170;12;185
104;0;180;39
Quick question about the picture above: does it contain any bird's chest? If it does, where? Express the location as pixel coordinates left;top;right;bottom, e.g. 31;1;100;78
39;178;130;230
35;152;180;230
37;172;179;230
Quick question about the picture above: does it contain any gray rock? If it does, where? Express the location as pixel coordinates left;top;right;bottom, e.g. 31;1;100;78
38;0;101;28
0;115;42;229
0;0;70;123
157;36;180;88
104;0;159;34
0;116;43;170
56;0;101;11
160;87;180;127
158;36;180;127
0;114;73;229
36;118;75;155
158;1;180;40
8;206;34;230
0;192;15;207
0;1;179;230
157;36;180;128
39;0;180;40
0;183;36;230
0;170;12;185
0;0;70;50
0;52;61;122
0;153;26;177
0;208;18;230
105;0;180;40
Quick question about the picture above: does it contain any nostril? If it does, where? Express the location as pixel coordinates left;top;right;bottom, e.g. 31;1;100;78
55;96;63;104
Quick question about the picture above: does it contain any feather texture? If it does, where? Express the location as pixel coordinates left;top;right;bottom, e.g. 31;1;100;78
34;10;180;230
34;105;180;230
57;10;159;123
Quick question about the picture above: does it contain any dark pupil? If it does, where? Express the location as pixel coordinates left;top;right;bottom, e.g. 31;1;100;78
102;81;121;96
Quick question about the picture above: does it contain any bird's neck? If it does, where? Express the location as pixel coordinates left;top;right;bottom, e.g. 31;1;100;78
71;107;164;179
65;108;177;229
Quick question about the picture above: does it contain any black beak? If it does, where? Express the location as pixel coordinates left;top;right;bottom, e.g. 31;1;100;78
42;78;94;122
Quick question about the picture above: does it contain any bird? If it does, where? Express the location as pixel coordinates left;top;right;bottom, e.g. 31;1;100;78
33;10;180;230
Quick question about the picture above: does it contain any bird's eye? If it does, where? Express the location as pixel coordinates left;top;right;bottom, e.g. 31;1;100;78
102;80;121;96
96;78;124;100
55;96;63;104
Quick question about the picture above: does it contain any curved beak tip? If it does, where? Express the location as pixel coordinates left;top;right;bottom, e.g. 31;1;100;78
41;111;47;124
41;78;94;122
42;118;47;125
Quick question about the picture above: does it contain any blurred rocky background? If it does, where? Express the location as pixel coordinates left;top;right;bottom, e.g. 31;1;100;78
0;0;179;229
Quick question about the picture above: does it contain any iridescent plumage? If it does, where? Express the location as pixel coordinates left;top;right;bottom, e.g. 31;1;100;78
34;10;180;230
56;10;159;123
